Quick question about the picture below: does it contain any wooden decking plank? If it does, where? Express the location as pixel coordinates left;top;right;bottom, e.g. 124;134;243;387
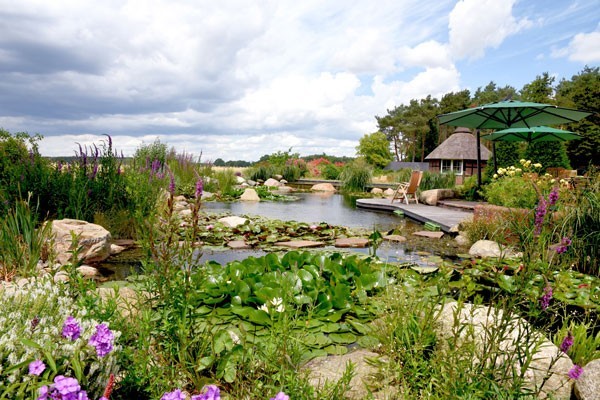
356;198;472;233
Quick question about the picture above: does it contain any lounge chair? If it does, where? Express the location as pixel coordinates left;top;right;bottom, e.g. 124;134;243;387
391;170;423;204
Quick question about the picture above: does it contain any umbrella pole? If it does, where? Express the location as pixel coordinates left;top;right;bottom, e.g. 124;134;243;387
476;129;482;187
492;141;497;174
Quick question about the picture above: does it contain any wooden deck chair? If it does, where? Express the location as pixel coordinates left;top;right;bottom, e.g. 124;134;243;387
391;170;423;204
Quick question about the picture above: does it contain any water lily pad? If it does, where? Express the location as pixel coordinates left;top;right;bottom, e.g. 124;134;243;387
410;265;439;274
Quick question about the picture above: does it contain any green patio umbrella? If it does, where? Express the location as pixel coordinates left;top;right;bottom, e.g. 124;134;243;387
437;100;592;185
481;126;582;143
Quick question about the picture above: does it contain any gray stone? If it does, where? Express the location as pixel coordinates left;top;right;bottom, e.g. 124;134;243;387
273;174;283;180
455;234;470;246
435;301;573;399
235;176;246;184
419;189;454;206
371;187;383;195
413;231;444;239
574;358;600;400
383;234;407;242
311;183;336;192
54;271;69;282
274;240;324;249
303;349;395;399
247;180;257;187
335;238;369;248
469;240;520;258
97;286;141;320
227;240;251;249
110;244;126;255
218;216;248;228
49;219;112;265
383;188;395;196
264;178;282;187
240;188;260;201
77;265;100;278
280;179;288;184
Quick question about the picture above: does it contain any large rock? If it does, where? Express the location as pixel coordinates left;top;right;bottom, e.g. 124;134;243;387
218;216;248;228
419;189;454;206
235;176;246;184
469;240;520;258
383;188;395;197
50;219;112;265
311;183;336;192
240;188;260;201
303;349;395;399
574;358;600;400
435;301;573;399
264;178;282;187
371;188;383;195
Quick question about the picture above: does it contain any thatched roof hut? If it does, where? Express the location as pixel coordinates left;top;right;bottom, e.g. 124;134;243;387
425;127;491;161
425;127;491;184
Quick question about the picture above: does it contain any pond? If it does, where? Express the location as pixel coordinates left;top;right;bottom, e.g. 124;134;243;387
99;192;467;280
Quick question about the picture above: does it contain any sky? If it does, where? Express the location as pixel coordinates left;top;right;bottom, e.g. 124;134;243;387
0;0;598;162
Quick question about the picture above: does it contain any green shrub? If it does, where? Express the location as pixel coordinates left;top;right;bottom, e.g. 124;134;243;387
340;159;372;192
484;176;538;209
321;163;341;180
420;171;455;191
214;168;237;196
281;163;303;182
247;164;274;182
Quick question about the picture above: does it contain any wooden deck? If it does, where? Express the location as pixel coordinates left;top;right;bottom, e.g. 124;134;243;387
355;198;473;233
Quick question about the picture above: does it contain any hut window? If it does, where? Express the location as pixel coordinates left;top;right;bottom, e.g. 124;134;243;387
441;160;463;175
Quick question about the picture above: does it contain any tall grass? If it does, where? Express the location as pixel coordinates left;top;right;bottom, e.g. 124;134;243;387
0;194;52;279
340;159;372;192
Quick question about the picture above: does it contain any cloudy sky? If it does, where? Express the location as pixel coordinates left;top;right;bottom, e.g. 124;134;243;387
1;0;598;161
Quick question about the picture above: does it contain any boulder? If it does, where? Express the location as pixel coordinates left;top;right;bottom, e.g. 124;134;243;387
235;176;246;184
435;301;573;399
455;234;470;246
110;244;126;255
303;349;395;399
77;265;100;278
96;286;142;320
240;188;260;201
264;178;282;187
469;240;520;258
280;179;288;185
419;189;454;206
273;174;283;180
246;179;257;187
311;183;336;192
383;188;395;197
218;216;248;228
50;219;112;265
371;188;383;195
275;186;293;193
574;359;599;400
227;240;251;249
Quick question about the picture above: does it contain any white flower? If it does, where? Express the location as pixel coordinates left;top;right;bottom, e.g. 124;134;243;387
533;163;542;169
258;304;269;312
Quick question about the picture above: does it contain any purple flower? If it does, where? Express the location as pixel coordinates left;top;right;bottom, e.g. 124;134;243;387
195;178;204;200
540;284;552;310
29;360;46;376
88;323;114;358
62;316;81;341
168;172;176;195
37;385;49;400
568;364;584;380
54;375;81;395
206;224;214;230
560;332;574;353
556;237;572;254
161;389;186;400
534;198;547;235
270;392;290;400
38;376;89;400
548;187;559;206
191;385;220;400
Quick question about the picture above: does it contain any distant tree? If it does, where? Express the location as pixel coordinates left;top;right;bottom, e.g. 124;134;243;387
472;81;518;105
520;72;555;103
213;158;226;166
356;131;393;169
556;66;600;170
438;90;472;143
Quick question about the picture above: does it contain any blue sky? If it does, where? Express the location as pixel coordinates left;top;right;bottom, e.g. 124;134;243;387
0;0;598;161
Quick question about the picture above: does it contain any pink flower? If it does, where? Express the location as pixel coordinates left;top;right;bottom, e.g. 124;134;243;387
28;360;45;376
568;365;583;380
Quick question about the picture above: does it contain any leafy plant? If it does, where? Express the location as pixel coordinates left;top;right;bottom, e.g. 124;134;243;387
340;159;372;192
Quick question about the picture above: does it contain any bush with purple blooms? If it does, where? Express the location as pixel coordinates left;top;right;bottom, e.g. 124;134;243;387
0;277;120;398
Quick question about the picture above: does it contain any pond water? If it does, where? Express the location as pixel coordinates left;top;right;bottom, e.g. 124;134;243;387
202;192;409;231
99;193;465;280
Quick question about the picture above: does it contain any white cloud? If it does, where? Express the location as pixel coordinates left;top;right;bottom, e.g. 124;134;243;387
398;40;452;69
553;31;600;63
448;0;532;60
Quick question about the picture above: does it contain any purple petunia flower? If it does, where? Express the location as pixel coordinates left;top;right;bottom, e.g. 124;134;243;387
568;364;584;380
88;323;114;358
161;389;186;400
270;392;290;400
540;284;552;310
29;360;45;376
560;332;574;353
191;385;220;400
62;316;81;341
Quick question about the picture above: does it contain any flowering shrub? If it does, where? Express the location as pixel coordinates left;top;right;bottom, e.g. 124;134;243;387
0;278;120;397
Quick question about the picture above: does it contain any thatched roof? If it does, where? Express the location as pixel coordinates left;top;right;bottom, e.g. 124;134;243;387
425;128;491;161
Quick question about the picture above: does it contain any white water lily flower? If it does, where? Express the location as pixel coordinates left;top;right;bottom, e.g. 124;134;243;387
258;304;269;312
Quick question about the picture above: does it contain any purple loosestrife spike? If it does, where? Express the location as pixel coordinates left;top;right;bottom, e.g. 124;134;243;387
195;178;203;199
568;365;583;380
62;316;81;340
548;186;559;206
540;284;552;310
534;198;547;236
560;332;574;353
168;172;176;195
